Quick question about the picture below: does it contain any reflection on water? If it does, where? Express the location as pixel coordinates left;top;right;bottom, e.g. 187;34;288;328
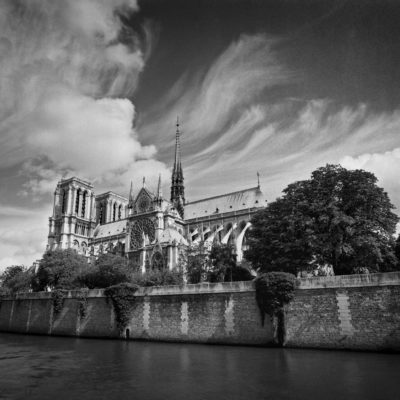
0;333;399;400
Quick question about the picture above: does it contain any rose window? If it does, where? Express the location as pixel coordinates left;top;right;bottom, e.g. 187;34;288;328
130;218;155;250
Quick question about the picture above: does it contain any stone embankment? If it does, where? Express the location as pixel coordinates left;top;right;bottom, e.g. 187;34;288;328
0;272;399;351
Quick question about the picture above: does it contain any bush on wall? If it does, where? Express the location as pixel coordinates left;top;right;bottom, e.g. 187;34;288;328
51;289;68;316
255;272;296;345
104;283;139;334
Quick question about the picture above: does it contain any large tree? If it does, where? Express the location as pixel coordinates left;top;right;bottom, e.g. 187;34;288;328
245;164;399;275
80;253;132;289
32;249;88;291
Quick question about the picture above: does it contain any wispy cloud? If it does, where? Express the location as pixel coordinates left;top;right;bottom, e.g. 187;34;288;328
139;33;400;206
140;34;293;152
0;0;168;200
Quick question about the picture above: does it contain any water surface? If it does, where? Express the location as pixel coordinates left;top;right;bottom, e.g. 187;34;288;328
0;333;398;400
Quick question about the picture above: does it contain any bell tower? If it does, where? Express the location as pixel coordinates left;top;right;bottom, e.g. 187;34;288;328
47;177;96;254
170;117;185;218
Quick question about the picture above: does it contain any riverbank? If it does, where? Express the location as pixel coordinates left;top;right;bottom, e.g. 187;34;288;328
0;272;399;351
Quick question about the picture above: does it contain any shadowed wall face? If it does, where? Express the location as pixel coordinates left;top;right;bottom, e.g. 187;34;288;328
0;273;399;351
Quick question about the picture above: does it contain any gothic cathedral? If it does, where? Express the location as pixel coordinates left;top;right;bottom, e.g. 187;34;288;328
47;120;266;270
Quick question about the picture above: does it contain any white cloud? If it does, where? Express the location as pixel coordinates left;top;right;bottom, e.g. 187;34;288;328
0;0;164;200
341;148;400;211
0;204;50;272
140;34;292;150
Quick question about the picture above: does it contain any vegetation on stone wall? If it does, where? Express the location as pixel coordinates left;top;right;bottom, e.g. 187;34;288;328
255;272;296;345
77;289;89;319
246;164;400;276
104;283;139;333
51;289;68;316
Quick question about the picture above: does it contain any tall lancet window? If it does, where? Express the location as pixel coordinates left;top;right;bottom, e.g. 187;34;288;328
113;202;117;221
99;204;103;225
118;204;122;220
62;191;66;214
75;188;81;214
81;191;87;218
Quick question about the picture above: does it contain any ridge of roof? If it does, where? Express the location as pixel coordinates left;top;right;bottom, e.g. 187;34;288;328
186;186;261;205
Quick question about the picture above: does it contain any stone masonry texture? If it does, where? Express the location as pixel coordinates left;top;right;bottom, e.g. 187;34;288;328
0;273;399;350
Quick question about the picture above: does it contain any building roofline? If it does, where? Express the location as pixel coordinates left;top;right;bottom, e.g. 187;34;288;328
95;191;128;201
59;177;93;188
186;186;262;205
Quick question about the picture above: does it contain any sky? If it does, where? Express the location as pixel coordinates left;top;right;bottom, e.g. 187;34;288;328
1;0;400;270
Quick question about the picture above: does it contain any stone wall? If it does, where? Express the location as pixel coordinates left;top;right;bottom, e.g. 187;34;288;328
0;273;399;351
0;282;273;345
285;272;400;351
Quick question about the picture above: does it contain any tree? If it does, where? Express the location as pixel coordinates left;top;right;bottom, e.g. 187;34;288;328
0;265;32;294
183;242;209;284
33;249;88;291
208;243;237;282
246;164;399;275
255;272;296;345
80;253;131;289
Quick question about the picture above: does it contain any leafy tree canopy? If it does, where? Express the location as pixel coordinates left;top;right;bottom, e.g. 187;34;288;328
208;243;237;282
33;249;88;291
80;253;131;289
183;242;210;284
246;164;399;275
0;265;32;294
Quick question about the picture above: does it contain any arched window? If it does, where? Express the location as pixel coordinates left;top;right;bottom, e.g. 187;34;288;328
75;188;81;214
152;252;164;270
99;204;103;225
81;191;87;218
113;202;117;222
61;191;66;214
118;204;122;220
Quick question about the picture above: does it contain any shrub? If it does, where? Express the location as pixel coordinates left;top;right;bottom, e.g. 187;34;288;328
255;272;296;325
52;289;68;315
104;283;139;333
255;272;296;346
76;289;89;319
223;266;254;282
131;268;183;287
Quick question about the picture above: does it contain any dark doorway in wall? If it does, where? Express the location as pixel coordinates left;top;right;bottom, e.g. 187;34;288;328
125;329;130;339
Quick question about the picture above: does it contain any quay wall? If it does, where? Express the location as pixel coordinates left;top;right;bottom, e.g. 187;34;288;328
0;272;399;351
0;282;273;345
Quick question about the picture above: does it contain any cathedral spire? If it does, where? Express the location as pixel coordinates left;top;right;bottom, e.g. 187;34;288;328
128;181;134;209
157;174;162;198
171;117;185;218
174;116;181;169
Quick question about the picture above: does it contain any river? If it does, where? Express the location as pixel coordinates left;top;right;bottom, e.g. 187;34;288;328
0;333;399;400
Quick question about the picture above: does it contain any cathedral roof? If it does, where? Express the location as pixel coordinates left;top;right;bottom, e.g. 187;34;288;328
93;220;127;239
185;186;265;219
159;227;188;245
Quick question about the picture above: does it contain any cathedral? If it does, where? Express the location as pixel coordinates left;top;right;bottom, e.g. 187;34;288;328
47;120;266;271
